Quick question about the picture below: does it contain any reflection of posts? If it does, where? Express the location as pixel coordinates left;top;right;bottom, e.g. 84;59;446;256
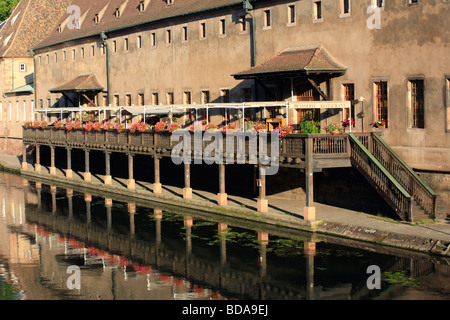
85;194;91;224
184;216;193;256
105;198;112;230
128;203;136;236
36;183;42;209
258;233;268;277
218;223;227;266
50;186;57;213
304;241;316;300
67;189;73;219
154;209;162;246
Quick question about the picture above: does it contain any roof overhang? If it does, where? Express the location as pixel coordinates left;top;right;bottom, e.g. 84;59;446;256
232;45;347;80
49;73;104;93
4;83;34;96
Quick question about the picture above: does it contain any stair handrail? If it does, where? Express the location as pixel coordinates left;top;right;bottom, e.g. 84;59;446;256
371;133;436;218
349;133;412;220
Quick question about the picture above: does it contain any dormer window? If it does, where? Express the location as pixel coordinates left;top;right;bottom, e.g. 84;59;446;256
114;8;120;19
94;14;99;24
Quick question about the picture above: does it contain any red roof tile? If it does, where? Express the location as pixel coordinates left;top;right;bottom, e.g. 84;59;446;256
35;0;242;50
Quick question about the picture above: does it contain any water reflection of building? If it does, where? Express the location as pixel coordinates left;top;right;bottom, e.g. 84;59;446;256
1;173;449;300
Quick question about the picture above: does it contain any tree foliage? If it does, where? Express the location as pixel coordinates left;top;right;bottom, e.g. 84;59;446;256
0;0;21;22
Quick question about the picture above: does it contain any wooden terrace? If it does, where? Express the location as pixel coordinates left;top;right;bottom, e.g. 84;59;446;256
22;126;436;223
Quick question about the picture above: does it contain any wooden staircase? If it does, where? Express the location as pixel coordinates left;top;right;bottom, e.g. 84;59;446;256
349;133;437;222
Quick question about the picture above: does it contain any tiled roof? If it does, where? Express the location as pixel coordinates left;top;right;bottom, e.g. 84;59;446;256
35;0;242;50
50;73;104;92
0;0;72;57
232;45;347;79
4;83;34;95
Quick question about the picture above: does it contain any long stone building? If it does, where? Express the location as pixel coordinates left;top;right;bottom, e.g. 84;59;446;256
4;0;450;218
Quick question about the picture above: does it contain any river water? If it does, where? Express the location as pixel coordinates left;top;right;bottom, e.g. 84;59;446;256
0;172;448;301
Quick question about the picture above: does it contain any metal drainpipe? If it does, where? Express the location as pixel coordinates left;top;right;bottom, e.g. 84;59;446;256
243;1;256;67
244;2;258;102
100;32;110;107
30;49;37;119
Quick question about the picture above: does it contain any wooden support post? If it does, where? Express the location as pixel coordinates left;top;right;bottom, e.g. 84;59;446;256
153;156;162;194
50;146;56;175
217;163;227;206
127;153;135;190
84;150;91;181
66;148;72;178
183;162;192;199
104;151;112;185
304;136;316;221
257;166;268;213
22;144;27;170
35;145;41;173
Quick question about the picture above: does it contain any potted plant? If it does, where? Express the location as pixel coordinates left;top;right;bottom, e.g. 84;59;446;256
325;123;344;134
275;124;294;138
65;120;82;131
167;123;181;132
155;120;167;132
102;120;115;131
299;120;321;133
343;118;354;128
23;121;33;129
54;120;66;129
84;121;94;132
115;122;125;133
374;119;386;128
205;123;218;132
39;120;49;129
222;122;236;135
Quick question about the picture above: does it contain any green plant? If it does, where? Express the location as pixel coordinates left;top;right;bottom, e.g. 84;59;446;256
374;119;386;128
299;120;321;133
384;270;421;288
155;121;166;132
324;123;344;134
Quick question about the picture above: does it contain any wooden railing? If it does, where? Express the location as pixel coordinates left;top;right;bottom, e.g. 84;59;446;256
349;133;412;221
370;133;436;219
24;128;353;162
280;134;349;157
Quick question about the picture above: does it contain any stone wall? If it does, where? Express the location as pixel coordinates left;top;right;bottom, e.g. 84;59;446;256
416;170;450;220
